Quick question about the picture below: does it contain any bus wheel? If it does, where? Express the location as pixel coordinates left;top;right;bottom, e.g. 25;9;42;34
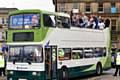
60;67;68;80
96;63;102;76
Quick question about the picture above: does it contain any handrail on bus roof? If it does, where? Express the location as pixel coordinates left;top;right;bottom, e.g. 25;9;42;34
56;12;70;18
9;9;42;16
9;9;70;18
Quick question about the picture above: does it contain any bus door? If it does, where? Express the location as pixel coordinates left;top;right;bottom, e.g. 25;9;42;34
45;46;57;80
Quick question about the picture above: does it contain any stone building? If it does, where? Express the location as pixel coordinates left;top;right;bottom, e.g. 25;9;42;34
0;8;18;41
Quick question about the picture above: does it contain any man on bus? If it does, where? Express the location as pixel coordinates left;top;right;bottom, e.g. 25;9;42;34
113;49;120;76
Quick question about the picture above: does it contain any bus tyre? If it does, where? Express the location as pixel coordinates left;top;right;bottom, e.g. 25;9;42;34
60;67;68;80
96;63;102;76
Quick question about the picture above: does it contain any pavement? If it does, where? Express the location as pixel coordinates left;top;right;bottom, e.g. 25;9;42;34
0;76;6;80
76;68;120;80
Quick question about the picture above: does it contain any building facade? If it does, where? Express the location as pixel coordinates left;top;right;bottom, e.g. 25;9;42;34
0;8;18;41
56;0;120;48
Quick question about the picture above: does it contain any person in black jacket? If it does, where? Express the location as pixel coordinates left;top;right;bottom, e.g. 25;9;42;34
113;49;120;76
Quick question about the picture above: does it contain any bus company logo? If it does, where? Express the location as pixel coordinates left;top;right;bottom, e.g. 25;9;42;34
17;66;27;69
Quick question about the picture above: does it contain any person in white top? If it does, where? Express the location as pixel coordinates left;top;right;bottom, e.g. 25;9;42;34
98;19;105;30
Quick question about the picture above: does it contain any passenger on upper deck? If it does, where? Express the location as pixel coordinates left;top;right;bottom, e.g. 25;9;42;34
80;12;88;28
98;19;105;30
70;12;108;30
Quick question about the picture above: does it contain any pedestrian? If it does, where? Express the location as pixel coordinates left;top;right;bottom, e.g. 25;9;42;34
113;49;120;76
0;51;5;76
2;42;7;76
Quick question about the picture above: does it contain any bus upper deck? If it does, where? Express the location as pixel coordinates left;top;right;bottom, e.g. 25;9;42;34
7;9;108;43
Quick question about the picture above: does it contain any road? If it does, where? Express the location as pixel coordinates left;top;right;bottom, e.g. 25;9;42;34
74;68;120;80
0;68;120;80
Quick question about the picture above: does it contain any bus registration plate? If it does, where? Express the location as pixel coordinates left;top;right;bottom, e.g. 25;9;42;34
19;79;27;80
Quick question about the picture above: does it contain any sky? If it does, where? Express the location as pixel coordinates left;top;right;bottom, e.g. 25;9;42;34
0;0;55;12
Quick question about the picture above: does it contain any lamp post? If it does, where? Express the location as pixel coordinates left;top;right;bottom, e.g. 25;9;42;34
55;0;57;12
53;0;57;12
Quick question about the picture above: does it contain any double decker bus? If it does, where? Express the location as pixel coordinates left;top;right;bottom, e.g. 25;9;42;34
6;9;111;80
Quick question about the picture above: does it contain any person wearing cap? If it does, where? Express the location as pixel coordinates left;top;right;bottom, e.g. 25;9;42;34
0;51;5;76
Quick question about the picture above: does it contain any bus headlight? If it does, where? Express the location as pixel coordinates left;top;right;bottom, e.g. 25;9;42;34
32;72;40;76
9;78;12;80
9;71;14;74
32;72;37;76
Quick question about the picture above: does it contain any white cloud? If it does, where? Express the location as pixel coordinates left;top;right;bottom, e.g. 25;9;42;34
0;0;55;12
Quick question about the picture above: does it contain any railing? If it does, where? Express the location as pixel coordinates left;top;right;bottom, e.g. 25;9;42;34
111;30;120;35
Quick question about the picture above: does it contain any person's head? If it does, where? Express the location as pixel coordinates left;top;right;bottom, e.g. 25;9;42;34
81;12;85;16
92;13;97;17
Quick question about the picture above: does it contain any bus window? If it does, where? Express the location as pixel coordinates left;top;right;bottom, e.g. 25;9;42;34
58;49;64;60
57;16;70;28
94;48;103;57
24;46;43;63
58;48;71;60
103;48;106;56
34;47;43;62
9;46;23;62
9;14;40;29
8;45;43;63
84;48;94;58
10;15;23;29
72;48;83;59
43;14;55;27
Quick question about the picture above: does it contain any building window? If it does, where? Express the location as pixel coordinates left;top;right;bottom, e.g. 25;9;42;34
111;3;115;7
2;18;4;24
111;3;116;13
111;37;117;43
98;3;103;12
73;3;79;9
60;3;65;12
86;3;91;12
6;18;8;24
0;18;2;24
111;20;116;31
